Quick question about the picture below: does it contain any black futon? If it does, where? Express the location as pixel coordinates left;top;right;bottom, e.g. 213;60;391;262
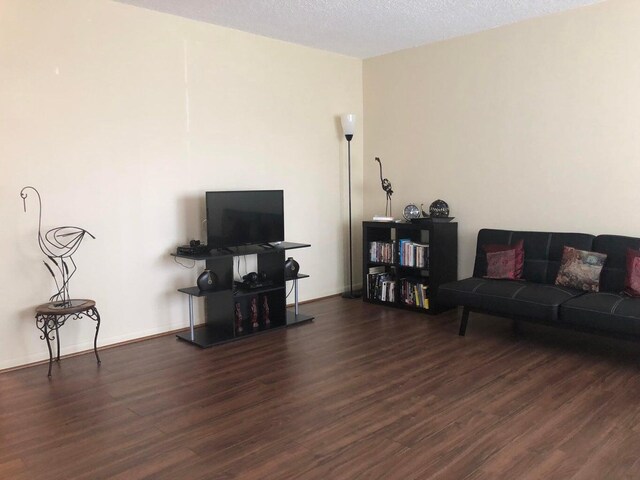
438;229;640;340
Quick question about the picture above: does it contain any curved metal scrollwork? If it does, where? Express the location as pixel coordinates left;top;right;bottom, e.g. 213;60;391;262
20;186;95;307
82;307;100;324
35;304;102;377
374;157;394;217
35;315;57;342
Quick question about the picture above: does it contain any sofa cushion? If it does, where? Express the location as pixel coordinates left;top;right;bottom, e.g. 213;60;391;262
560;293;640;336
438;278;486;310
439;278;584;322
475;280;584;322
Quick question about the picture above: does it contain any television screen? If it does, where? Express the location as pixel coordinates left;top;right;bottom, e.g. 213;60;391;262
206;190;284;249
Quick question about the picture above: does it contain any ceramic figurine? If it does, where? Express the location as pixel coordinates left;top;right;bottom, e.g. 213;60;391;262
250;297;259;331
262;295;270;327
234;303;243;334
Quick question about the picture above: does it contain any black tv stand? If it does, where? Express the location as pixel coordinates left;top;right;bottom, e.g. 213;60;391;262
171;242;313;348
216;246;234;254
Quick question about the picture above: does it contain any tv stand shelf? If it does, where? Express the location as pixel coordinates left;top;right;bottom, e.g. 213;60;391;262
173;241;313;348
171;242;310;261
234;284;284;298
178;286;226;297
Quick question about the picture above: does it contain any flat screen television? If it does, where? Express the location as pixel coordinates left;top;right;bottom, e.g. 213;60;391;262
206;190;284;249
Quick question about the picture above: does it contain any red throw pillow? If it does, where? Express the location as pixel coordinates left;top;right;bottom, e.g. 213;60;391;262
483;239;524;279
625;248;640;297
485;249;518;279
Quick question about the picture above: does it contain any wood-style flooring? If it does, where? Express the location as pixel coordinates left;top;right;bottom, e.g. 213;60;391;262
2;296;640;479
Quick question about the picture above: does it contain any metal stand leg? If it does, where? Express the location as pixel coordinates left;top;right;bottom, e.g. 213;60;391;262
43;319;53;378
294;278;299;316
55;322;60;362
188;295;195;341
92;307;102;365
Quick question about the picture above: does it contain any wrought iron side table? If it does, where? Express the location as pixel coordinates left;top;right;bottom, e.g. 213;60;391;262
34;299;101;377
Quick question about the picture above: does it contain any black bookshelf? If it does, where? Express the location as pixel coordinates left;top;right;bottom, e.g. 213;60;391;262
362;221;457;314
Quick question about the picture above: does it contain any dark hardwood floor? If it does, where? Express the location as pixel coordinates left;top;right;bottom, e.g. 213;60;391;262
3;297;640;479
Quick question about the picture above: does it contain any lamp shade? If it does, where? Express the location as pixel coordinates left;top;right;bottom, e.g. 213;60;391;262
340;113;356;137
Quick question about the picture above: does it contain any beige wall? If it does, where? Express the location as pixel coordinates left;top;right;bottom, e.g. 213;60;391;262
5;0;637;371
0;0;363;369
364;0;640;279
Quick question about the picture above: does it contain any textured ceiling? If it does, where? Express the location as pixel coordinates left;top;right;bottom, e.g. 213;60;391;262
115;0;605;58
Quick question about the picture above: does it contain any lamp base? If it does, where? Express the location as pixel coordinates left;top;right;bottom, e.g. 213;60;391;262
341;289;362;299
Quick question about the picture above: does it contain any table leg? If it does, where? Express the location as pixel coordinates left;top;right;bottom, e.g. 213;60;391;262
35;303;102;377
55;322;60;362
294;278;299;316
43;318;53;378
92;307;102;365
188;295;195;341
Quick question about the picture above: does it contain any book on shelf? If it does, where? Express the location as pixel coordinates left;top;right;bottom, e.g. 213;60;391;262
368;266;386;274
399;277;430;309
369;241;396;264
398;240;429;268
366;271;396;303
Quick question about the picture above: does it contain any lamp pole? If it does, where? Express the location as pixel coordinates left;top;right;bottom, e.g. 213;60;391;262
341;114;361;299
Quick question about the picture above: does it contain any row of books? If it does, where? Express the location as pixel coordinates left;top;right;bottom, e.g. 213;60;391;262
367;268;429;309
369;240;430;267
366;270;396;302
368;241;396;264
398;239;429;268
399;278;430;310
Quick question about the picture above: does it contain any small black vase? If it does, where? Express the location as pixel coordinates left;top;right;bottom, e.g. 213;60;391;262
284;257;300;279
197;269;218;291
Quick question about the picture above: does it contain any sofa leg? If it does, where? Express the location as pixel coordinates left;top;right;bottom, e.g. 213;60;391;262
512;319;520;335
459;307;470;336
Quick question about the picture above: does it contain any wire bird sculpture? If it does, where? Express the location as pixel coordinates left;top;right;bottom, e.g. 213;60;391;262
20;186;95;307
375;157;394;217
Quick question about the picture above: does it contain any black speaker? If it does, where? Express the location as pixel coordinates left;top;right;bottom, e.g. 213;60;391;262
197;269;218;291
284;257;300;280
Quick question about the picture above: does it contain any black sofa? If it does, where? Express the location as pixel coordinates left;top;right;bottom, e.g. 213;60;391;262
438;229;640;340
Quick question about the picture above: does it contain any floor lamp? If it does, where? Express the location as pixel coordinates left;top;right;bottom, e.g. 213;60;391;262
341;113;361;299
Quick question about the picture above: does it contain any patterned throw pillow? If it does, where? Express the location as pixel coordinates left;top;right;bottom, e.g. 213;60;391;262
555;246;607;292
485;249;518;279
624;248;640;297
483;239;524;279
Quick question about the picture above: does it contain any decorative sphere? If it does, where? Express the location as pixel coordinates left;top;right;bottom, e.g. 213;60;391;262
197;269;218;291
429;199;450;217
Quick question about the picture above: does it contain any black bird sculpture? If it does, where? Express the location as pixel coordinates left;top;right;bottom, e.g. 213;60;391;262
20;186;95;307
375;157;393;216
